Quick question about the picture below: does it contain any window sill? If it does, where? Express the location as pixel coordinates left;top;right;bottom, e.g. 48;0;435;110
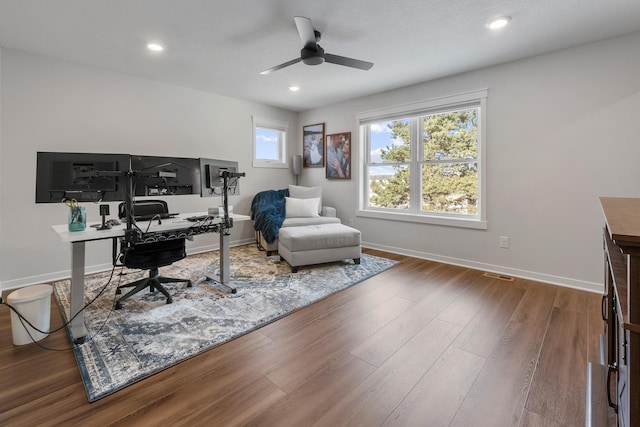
252;161;288;169
357;209;488;230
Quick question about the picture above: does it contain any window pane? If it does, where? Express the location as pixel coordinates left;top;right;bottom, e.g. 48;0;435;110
256;127;280;161
423;108;478;161
370;119;411;163
368;164;410;210
422;163;478;215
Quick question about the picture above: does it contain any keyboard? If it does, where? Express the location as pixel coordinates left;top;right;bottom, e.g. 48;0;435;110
186;215;214;222
134;213;179;221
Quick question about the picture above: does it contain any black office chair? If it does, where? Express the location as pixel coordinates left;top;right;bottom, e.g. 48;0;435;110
118;199;169;221
114;200;192;310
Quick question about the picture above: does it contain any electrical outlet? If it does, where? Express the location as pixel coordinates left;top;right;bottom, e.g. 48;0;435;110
499;236;510;249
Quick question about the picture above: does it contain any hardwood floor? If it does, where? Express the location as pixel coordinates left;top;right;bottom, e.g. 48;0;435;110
0;249;607;426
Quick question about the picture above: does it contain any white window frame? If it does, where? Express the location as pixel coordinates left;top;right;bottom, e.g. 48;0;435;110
356;89;488;230
252;116;289;168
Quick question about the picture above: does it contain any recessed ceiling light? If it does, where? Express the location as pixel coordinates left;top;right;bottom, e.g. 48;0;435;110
487;16;511;30
147;43;164;52
288;86;300;92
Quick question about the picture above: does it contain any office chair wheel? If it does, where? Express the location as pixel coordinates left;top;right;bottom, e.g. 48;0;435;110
114;301;123;310
116;288;122;295
166;297;173;304
187;281;192;288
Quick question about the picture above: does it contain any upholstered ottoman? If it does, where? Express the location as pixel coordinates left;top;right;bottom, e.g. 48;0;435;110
278;223;361;272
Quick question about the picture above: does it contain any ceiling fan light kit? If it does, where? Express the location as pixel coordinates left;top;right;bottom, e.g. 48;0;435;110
260;16;373;75
301;46;325;66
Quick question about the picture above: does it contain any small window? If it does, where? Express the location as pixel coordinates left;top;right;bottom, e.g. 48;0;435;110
253;117;288;168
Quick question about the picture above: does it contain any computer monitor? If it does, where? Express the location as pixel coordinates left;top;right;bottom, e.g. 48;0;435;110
130;155;200;197
199;158;240;197
35;152;130;203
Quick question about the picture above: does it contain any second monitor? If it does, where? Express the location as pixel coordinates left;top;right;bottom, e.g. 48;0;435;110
199;158;240;197
131;155;200;197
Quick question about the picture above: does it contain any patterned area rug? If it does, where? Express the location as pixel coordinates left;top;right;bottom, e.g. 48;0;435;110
52;244;398;402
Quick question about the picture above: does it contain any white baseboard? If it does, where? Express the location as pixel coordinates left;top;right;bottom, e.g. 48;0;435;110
0;237;256;292
3;238;601;294
363;241;603;294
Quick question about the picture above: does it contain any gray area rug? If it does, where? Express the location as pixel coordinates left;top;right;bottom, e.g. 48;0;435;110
52;244;398;402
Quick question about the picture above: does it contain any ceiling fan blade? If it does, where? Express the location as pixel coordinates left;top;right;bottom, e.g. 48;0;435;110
259;57;302;75
294;16;317;49
324;53;374;71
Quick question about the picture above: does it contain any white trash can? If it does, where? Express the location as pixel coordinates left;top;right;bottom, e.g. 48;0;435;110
7;284;53;346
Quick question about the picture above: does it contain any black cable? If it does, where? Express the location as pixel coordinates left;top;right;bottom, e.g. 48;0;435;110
186;215;220;234
144;214;163;233
1;263;121;351
228;177;239;195
11;284;120;352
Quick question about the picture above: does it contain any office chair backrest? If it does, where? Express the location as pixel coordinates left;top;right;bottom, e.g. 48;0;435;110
118;200;169;219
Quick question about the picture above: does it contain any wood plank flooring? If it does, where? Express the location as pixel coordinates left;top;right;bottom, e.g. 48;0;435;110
0;249;608;426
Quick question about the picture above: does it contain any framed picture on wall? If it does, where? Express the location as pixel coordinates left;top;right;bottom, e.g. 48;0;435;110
325;132;351;180
302;123;325;167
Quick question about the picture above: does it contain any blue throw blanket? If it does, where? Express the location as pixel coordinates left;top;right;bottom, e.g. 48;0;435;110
250;189;289;244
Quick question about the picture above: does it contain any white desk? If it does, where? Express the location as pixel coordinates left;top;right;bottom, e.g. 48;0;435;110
52;212;250;343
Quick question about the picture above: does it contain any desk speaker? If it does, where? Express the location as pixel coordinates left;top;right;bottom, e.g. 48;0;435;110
292;154;302;175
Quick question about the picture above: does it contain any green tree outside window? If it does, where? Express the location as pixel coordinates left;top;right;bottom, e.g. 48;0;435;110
369;109;478;215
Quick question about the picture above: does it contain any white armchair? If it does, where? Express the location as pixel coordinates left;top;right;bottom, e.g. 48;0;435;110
254;185;340;256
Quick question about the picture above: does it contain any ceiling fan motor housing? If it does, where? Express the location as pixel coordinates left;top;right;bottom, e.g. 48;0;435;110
301;45;325;65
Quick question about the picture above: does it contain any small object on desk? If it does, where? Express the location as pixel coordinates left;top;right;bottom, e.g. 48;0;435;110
91;218;120;229
93;204;112;230
218;205;233;217
186;215;213;222
133;212;179;221
66;199;86;232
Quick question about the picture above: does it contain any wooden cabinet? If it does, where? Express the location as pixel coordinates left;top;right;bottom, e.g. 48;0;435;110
601;197;640;427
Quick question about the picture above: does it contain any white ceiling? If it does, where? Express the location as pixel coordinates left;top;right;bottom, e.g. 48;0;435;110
1;0;640;112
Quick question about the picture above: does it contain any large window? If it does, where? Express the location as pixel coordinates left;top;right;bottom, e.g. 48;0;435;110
358;90;487;229
253;116;288;168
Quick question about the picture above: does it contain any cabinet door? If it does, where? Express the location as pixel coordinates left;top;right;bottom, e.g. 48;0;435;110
617;322;629;427
605;257;616;366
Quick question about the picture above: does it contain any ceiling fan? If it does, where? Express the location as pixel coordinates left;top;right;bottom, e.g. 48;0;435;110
260;16;374;75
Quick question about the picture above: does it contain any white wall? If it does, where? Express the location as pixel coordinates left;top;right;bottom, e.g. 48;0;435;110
3;32;639;293
0;48;3;276
0;48;298;290
300;31;640;292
